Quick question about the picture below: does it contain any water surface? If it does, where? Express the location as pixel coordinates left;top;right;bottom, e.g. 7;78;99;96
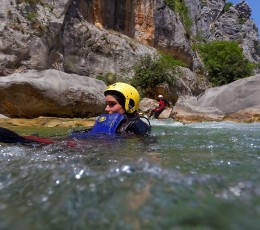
0;121;260;230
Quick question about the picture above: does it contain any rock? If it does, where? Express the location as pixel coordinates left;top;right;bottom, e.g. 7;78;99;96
139;98;156;113
172;106;225;123
158;108;173;119
211;1;260;63
0;117;95;128
197;75;260;114
225;105;260;123
172;96;225;123
171;75;260;123
174;66;209;96
63;21;157;78
0;114;8;118
0;69;106;118
0;0;259;77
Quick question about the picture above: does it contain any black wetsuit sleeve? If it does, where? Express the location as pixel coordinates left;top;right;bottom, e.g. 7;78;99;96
0;127;28;144
127;119;151;136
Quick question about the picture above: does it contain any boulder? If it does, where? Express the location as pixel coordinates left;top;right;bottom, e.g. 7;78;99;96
225;105;260;123
172;96;225;123
172;75;260;123
0;69;106;118
158;108;173;119
139;98;156;113
197;75;260;114
0;114;8;118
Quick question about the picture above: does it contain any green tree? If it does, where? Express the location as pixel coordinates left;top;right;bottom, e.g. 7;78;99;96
130;54;182;96
196;41;253;86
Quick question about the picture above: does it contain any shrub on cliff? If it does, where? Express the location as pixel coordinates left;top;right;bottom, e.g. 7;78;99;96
165;0;192;37
196;41;254;86
224;2;233;12
130;54;182;96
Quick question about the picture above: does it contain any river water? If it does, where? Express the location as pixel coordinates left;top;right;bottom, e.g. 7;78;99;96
0;120;260;230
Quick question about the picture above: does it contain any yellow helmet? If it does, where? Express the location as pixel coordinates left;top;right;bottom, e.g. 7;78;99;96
104;82;140;114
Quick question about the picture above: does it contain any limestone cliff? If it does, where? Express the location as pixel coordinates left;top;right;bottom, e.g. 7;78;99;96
0;0;259;77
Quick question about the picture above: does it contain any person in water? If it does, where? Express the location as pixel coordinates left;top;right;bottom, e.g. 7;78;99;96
70;82;151;137
105;82;151;135
0;82;151;145
149;95;170;119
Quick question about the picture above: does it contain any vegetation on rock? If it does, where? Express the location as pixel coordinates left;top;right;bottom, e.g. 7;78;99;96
165;0;193;37
130;54;183;96
195;41;254;86
224;2;234;12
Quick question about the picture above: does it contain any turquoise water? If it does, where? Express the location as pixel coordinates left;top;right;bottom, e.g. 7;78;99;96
0;121;260;230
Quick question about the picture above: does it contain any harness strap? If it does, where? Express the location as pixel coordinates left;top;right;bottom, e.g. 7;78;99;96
117;115;151;134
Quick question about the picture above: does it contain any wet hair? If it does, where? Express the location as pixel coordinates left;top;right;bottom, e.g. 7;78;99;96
105;90;125;110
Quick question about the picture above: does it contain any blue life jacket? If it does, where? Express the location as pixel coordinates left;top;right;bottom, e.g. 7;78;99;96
69;113;126;138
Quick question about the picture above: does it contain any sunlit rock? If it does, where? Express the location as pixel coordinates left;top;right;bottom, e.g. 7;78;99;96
0;69;106;118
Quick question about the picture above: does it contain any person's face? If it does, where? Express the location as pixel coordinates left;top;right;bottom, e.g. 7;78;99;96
105;95;125;114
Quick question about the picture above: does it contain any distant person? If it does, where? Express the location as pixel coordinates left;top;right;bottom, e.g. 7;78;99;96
149;95;170;119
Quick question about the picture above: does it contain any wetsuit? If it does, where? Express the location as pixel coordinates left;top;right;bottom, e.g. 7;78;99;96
0;127;55;145
116;112;151;136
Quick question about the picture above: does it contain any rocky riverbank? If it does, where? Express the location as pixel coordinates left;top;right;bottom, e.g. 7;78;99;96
0;117;95;129
1;72;260;126
1;107;259;131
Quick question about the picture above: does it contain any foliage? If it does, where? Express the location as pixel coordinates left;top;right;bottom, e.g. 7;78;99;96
26;11;37;21
192;30;207;43
130;54;181;96
196;41;254;86
253;40;260;56
96;73;117;85
224;2;233;12
16;0;39;6
165;0;192;37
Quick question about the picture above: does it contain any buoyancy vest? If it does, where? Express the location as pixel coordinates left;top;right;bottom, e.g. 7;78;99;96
69;113;126;138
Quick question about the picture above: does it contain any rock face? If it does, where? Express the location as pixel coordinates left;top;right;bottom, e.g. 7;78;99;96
211;1;260;63
0;69;106;118
0;0;157;77
172;75;260;122
0;0;259;77
0;0;259;121
62;21;156;78
197;75;260;114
